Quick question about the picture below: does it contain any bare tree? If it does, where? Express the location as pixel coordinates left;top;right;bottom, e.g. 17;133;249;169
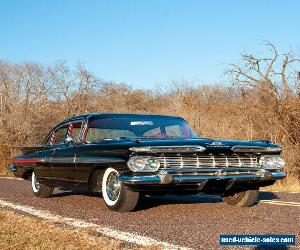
0;48;299;178
227;42;300;173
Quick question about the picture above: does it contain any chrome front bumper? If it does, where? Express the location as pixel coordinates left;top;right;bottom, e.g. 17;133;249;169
119;167;286;185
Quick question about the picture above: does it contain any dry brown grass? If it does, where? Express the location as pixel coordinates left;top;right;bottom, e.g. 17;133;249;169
0;209;159;250
262;175;300;193
0;43;299;186
0;169;11;176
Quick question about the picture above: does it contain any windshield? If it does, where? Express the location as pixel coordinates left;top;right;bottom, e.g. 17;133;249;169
85;116;196;142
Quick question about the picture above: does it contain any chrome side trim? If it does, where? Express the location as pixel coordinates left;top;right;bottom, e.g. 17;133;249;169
231;146;282;153
130;145;206;153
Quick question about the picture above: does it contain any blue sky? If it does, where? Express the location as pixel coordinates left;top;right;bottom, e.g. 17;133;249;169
0;1;299;89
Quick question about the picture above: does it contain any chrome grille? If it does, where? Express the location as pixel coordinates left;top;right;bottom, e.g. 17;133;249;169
158;154;258;169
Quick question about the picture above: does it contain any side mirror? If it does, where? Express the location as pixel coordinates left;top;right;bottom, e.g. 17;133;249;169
65;135;74;144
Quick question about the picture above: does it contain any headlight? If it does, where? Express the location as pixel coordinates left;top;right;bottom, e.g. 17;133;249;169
274;156;285;168
127;156;161;172
259;155;285;169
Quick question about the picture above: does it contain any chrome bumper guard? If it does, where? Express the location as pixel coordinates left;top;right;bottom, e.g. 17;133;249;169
119;167;286;185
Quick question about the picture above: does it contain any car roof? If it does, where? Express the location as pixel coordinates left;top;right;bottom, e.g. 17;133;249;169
53;113;184;128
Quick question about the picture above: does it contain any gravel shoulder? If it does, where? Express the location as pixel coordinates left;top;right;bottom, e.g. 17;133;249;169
0;208;150;250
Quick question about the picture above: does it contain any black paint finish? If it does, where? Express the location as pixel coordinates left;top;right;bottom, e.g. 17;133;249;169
11;113;284;193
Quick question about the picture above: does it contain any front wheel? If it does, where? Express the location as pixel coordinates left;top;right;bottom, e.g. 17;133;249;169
102;167;139;212
31;172;54;198
222;189;259;207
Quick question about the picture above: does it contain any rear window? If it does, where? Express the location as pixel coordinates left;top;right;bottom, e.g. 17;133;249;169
45;121;83;145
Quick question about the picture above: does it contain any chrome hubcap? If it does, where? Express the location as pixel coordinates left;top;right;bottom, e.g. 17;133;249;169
106;171;121;201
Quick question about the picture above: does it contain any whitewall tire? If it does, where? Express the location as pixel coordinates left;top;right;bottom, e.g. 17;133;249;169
102;167;139;212
31;172;54;198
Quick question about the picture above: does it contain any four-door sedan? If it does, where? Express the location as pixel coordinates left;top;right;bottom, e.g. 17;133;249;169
9;113;286;212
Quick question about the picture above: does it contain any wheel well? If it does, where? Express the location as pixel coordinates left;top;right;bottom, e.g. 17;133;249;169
89;164;128;192
22;169;33;180
89;169;104;192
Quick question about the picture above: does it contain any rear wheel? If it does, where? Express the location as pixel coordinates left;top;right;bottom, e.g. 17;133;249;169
31;172;54;198
102;167;139;212
222;189;259;207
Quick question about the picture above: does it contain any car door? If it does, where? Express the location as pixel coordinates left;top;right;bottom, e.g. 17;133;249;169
50;121;83;185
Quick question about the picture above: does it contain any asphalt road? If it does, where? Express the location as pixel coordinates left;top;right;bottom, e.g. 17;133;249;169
0;178;299;249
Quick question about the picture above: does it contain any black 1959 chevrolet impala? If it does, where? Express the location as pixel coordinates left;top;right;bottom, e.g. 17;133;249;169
9;113;286;212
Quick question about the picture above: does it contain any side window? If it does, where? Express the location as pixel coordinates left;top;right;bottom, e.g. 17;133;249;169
67;122;83;142
44;122;83;145
54;126;68;144
44;134;52;145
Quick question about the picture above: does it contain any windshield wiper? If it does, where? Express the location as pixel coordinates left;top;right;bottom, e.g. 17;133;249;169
87;136;185;144
132;136;184;142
